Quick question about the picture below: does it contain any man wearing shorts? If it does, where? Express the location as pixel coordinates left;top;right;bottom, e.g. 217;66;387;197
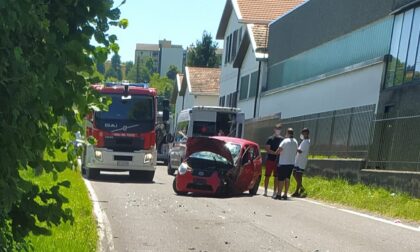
275;128;298;200
263;124;284;197
292;128;310;197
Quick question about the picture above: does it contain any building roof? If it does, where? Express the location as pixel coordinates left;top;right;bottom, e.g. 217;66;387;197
135;43;160;51
238;0;305;23
217;0;305;39
185;67;221;95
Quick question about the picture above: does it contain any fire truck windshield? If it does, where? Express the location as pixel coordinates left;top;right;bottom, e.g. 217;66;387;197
94;94;155;133
97;94;154;121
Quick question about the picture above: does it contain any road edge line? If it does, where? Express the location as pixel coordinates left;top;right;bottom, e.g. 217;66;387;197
259;186;420;232
83;178;115;251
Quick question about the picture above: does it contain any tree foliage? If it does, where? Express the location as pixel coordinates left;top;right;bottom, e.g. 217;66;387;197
149;73;173;99
166;65;179;80
106;53;123;81
187;31;220;67
0;0;126;250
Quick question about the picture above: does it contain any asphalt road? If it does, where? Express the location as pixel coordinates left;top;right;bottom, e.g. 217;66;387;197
89;165;420;252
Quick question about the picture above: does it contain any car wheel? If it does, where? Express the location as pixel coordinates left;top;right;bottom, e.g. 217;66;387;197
249;176;261;195
167;160;175;176
172;177;187;195
86;168;100;180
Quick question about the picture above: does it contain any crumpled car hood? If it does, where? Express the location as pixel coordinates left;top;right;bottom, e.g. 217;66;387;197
185;137;234;164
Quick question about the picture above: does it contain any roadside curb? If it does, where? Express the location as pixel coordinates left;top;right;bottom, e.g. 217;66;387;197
83;178;115;251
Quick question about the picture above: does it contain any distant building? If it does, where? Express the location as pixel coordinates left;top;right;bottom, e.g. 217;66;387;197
134;43;160;73
134;40;184;77
158;39;184;77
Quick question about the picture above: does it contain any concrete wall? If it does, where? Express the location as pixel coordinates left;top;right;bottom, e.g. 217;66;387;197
259;62;385;119
305;159;420;197
193;95;219;107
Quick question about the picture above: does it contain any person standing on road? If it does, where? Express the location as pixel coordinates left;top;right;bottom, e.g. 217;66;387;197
292;128;311;197
263;123;284;197
275;128;298;200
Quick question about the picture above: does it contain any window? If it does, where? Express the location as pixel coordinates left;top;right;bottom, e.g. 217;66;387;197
248;71;259;98
231;91;238;107
385;7;420;87
227;34;232;63
238;27;243;50
231;30;238;61
239;75;249;100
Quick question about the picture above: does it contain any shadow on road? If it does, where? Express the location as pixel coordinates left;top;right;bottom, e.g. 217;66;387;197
84;172;165;185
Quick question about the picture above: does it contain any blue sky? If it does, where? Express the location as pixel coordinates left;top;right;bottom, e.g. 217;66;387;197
108;0;226;62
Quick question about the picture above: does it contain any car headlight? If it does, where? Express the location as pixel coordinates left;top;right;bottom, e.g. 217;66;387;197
144;153;153;163
178;163;191;175
94;150;103;161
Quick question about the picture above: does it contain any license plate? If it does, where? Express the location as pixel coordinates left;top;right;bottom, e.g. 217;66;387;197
193;178;207;185
117;161;129;166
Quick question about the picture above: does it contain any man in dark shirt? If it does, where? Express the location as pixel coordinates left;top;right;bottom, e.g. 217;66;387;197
263;123;284;197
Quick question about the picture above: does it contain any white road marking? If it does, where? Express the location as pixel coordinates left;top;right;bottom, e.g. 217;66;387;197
84;178;115;251
260;187;420;233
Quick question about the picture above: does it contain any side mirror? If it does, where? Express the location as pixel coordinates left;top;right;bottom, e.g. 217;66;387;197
166;133;174;143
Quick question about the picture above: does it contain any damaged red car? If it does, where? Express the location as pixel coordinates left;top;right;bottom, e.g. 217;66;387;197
172;136;262;196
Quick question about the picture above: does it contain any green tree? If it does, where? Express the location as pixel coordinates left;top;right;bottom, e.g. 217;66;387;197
106;53;122;80
166;65;179;80
149;73;173;99
187;31;220;67
126;62;150;83
0;0;127;250
144;56;156;73
96;62;106;75
125;61;134;78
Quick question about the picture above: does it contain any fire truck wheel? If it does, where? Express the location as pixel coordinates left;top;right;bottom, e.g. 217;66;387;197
130;170;155;182
86;168;100;180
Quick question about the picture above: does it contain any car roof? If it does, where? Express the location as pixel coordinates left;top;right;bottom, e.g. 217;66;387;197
210;136;259;147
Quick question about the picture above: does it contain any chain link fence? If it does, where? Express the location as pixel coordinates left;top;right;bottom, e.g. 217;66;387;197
367;114;420;172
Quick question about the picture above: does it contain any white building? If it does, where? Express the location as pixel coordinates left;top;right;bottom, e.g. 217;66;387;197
216;0;305;119
172;67;221;126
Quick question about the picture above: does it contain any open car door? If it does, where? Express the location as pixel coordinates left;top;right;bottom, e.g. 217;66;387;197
234;145;255;192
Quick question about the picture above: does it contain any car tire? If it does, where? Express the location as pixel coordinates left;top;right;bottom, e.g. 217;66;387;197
172;177;187;195
167;160;175;176
249;176;261;195
86;168;100;180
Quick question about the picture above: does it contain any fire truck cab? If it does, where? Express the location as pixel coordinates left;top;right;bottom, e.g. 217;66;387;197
83;83;167;181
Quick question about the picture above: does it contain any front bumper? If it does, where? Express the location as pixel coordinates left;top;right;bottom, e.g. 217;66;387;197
175;171;221;194
85;146;156;171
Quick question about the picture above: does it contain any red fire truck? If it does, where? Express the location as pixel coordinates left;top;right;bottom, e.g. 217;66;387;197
82;83;169;181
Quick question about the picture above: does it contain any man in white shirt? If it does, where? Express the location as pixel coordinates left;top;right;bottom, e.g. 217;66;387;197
292;128;310;197
275;128;298;200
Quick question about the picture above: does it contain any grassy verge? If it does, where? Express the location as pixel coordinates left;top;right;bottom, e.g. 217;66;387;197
24;168;97;251
260;167;420;223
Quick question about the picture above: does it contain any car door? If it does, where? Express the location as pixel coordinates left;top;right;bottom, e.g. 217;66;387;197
234;146;255;192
